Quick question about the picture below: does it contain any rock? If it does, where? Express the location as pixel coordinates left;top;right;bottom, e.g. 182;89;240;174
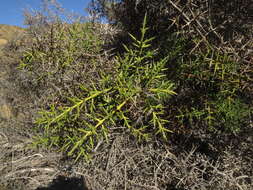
0;71;7;78
0;39;7;46
0;104;13;120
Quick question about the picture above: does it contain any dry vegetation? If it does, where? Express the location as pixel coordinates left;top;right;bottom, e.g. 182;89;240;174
0;25;24;47
0;0;253;190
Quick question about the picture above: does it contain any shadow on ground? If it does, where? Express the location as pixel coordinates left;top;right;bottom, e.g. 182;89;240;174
36;176;89;190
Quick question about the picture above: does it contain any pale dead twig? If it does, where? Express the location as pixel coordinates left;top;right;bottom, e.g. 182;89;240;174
0;132;9;143
154;150;175;188
124;161;127;190
127;180;160;190
10;154;44;164
105;137;117;171
4;167;55;178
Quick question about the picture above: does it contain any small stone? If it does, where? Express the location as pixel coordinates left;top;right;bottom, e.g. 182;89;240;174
0;38;8;46
0;104;13;120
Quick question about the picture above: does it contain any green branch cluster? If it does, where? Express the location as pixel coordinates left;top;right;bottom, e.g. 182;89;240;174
31;14;176;161
173;46;252;133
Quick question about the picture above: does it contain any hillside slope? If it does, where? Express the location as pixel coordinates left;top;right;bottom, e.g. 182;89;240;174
0;24;24;47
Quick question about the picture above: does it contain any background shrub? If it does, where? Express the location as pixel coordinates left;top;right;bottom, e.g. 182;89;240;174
19;7;106;108
88;0;253;135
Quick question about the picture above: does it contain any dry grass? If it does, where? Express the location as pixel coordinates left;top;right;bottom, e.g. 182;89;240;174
0;24;25;53
0;129;62;190
1;128;252;190
0;25;24;41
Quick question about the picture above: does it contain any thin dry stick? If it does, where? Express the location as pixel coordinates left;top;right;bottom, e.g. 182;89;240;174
127;180;160;190
124;161;127;190
4;167;55;178
154;150;176;187
167;0;213;50
11;154;44;164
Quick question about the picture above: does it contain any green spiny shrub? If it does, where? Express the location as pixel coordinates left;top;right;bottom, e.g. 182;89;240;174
171;47;252;133
30;14;176;161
